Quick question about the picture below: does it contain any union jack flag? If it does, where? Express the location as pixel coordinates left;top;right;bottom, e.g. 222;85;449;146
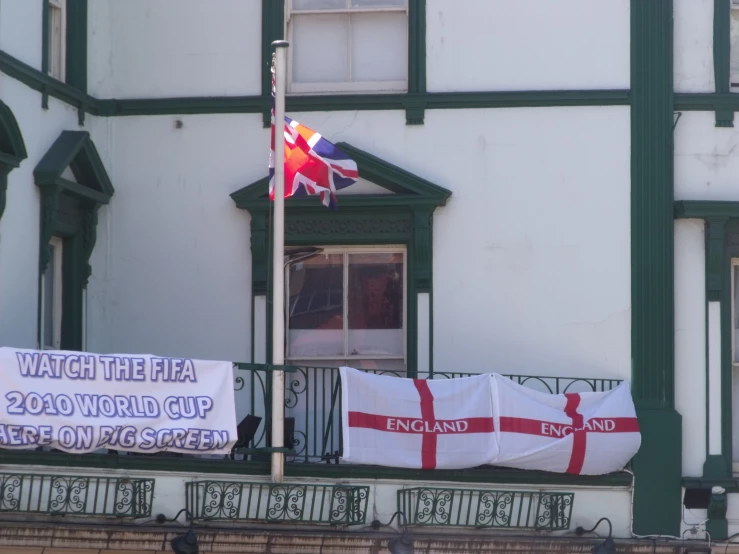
269;66;358;210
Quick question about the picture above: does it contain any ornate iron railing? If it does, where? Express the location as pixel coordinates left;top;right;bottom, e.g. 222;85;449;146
233;364;622;463
0;472;154;517
185;480;369;525
397;487;574;530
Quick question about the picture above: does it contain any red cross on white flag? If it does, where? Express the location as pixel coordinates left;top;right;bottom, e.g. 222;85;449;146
490;374;641;475
340;367;497;470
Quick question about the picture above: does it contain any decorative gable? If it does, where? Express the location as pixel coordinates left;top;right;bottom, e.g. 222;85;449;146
0;100;28;221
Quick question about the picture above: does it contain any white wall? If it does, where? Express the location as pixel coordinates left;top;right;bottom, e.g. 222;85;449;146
674;0;715;93
0;0;43;70
85;113;254;362
426;108;630;378
88;0;262;98
426;0;630;92
675;112;739;200
0;75;89;349
674;220;707;477
84;105;630;380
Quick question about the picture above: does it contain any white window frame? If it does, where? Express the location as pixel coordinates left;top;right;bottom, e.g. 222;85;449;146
285;245;407;366
40;237;63;351
48;0;66;81
286;0;409;94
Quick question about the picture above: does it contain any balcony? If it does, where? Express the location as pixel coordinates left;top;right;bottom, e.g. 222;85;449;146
0;365;628;487
231;365;623;465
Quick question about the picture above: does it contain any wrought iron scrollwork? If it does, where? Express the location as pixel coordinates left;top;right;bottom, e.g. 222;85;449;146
285;369;307;409
49;476;89;514
115;478;154;517
267;485;306;521
476;491;514;528
329;485;369;524
536;493;573;530
202;481;242;520
400;488;575;530
414;488;454;525
0;474;22;512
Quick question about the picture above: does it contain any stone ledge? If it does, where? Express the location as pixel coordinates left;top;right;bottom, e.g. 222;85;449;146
0;522;696;553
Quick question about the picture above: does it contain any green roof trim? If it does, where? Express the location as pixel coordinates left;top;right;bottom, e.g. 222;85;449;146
34;130;114;200
0;100;28;222
231;142;451;210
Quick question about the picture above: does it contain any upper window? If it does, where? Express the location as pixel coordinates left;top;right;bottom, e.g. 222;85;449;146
287;0;409;94
47;0;66;81
286;247;406;371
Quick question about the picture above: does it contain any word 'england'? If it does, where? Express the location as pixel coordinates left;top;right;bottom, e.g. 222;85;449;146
14;352;196;382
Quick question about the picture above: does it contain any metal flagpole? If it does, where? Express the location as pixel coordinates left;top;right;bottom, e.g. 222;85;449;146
271;39;289;483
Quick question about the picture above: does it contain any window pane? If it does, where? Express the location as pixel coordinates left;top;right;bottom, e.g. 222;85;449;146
732;10;739;87
50;5;64;79
735;266;739;363
350;13;407;82
347;253;403;357
292;15;350;83
293;0;347;10
43;247;55;348
351;0;405;7
288;254;344;357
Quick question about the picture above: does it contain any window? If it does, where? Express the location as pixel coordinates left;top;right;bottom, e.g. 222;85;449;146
41;237;63;350
287;0;408;94
287;247;406;370
47;0;66;81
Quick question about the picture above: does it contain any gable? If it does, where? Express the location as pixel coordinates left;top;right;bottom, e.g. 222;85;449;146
231;142;450;210
0;100;27;168
34;131;114;203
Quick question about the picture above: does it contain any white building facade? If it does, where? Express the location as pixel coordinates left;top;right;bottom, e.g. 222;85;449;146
0;0;730;551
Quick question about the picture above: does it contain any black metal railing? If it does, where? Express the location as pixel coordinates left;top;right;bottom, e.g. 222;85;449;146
397;487;574;530
0;472;154;517
186;480;369;525
233;365;622;463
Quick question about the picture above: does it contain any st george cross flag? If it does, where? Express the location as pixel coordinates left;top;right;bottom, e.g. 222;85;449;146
269;66;358;209
490;374;641;475
340;367;497;470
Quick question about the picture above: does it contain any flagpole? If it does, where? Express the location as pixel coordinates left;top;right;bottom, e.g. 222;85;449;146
271;39;289;483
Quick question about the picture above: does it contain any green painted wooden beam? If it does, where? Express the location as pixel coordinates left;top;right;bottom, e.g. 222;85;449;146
630;0;682;536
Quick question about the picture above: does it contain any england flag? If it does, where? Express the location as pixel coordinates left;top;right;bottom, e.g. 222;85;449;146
490;374;641;475
340;367;497;470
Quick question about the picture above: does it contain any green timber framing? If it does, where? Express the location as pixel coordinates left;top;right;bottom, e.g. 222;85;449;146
675;201;739;538
41;0;88;103
0;100;28;222
33;130;114;351
6;0;739;537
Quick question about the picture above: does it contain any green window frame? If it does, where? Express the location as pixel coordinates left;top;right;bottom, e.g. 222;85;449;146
231;142;450;375
261;0;426;125
41;0;87;93
33;131;114;350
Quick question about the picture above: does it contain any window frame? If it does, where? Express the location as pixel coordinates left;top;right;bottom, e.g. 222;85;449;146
732;258;739;472
286;0;409;94
286;245;408;366
40;236;64;350
260;0;426;125
41;0;87;92
47;0;67;81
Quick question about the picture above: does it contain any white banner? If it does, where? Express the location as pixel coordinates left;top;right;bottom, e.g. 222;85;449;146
340;367;497;469
0;347;237;455
490;374;641;475
340;368;641;474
